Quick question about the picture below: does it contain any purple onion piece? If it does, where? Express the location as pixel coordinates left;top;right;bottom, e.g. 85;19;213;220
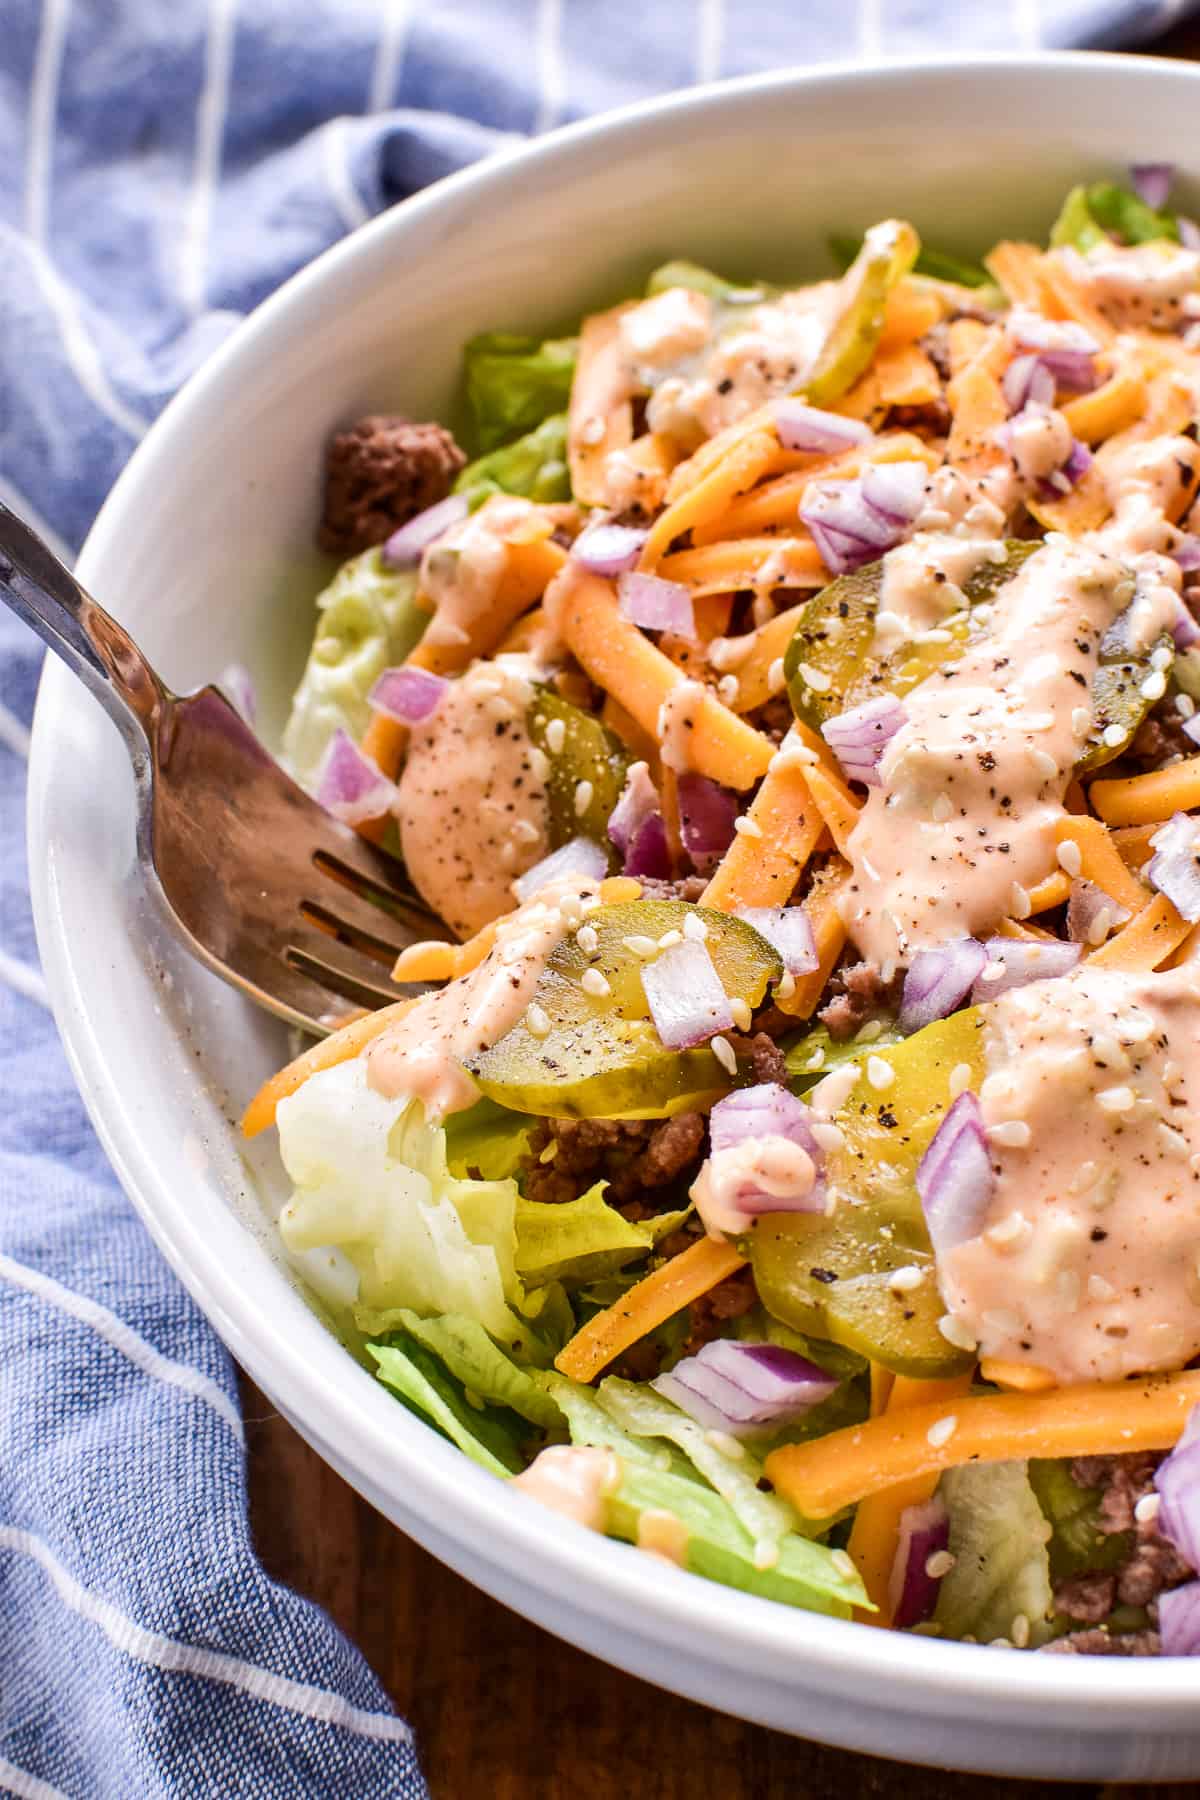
1177;539;1200;576
800;478;898;551
734;906;819;976
512;836;608;903
641;938;734;1049
217;662;257;727
1061;438;1093;487
821;694;907;789
315;728;397;825
859;460;928;526
1003;354;1055;415
678;773;738;871
969;937;1082;1004
916;1090;995;1259
1037;347;1098;394
368;664;449;725
1130;162;1174;212
624;810;671;880
607;761;659;856
1185;713;1200;748
618;570;696;637
381;493;469;569
650;1337;838;1437
899;938;988;1034
572;519;650;576
773;399;872;455
1158;1581;1200;1656
707;1083;826;1215
651;1363;766;1434
806;518;879;576
1066;878;1130;946
1155;1406;1200;1577
889;1496;950;1630
1147;812;1200;923
1012;314;1100;358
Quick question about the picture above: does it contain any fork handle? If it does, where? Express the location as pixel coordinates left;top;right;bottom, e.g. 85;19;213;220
0;499;169;756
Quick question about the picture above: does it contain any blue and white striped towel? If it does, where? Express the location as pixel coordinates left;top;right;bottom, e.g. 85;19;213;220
1;3;1197;1795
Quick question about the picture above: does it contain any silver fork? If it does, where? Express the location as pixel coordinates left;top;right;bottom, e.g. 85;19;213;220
0;500;448;1036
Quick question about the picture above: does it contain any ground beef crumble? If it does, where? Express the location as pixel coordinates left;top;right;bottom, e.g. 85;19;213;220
817;958;904;1041
1042;1628;1161;1657
318;415;466;556
519;1112;706;1211
1047;1452;1192;1651
1122;702;1196;775
634;875;708;903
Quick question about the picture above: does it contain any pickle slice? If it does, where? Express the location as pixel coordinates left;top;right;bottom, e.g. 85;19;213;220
527;686;629;857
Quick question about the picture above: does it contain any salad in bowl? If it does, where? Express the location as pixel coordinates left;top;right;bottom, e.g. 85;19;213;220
243;166;1200;1657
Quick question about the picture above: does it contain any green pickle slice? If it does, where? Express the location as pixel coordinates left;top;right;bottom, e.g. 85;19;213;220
526;686;630;857
751;1009;987;1378
468;900;782;1120
782;540;1171;773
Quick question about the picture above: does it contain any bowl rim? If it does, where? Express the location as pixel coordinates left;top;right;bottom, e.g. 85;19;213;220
29;46;1200;1726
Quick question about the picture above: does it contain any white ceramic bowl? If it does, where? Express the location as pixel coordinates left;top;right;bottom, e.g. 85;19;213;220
28;51;1200;1780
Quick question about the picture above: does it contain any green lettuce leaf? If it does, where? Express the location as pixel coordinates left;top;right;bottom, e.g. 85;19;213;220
645;259;768;303
1049;182;1178;253
463;332;576;452
514;1183;688;1288
381;1311;564;1427
368;1339;526;1476
277;1058;554;1360
444;1097;534;1182
932;1460;1054;1647
281;548;428;789
456;413;571;507
1028;1458;1132;1583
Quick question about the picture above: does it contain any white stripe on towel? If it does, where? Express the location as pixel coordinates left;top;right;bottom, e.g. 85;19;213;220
0;1757;69;1800
368;0;413;114
322;118;371;232
0;947;49;1008
696;0;724;83
0;1528;415;1746
535;0;565;134
181;0;238;317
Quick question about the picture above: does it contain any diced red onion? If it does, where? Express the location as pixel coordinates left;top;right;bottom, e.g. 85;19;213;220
805;517;878;576
969;937;1082;1004
572;519;649;576
1185;713;1200;749
899;938;988;1033
367;664;449;725
218;662;257;727
641;938;733;1048
513;836;608;903
889;1495;950;1631
1066;878;1130;946
1174;539;1200;575
1174;597;1200;649
916;1090;994;1258
1180;216;1200;252
1155;1408;1200;1586
801;466;926;576
624;810;671;879
1158;1581;1200;1656
678;773;738;871
381;493;469;569
618;570;695;637
734;907;819;975
858;460;928;526
802;479;898;549
652;1339;837;1438
821;694;907;788
1037;348;1098;394
315;728;398;825
1131;162;1174;211
1011;312;1100;358
1003;354;1056;415
1061;438;1093;486
1147;812;1200;923
607;761;659;856
707;1082;826;1215
773;399;871;455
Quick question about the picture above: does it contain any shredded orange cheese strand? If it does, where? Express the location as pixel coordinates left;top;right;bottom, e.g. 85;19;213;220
1087;891;1191;970
775;866;849;1019
1090;755;1200;827
554;1237;745;1383
638;428;778;569
799;760;861;858
1053;814;1150;914
765;1370;1200;1518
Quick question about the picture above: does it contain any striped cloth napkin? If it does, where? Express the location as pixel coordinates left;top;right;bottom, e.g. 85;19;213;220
0;3;1194;1795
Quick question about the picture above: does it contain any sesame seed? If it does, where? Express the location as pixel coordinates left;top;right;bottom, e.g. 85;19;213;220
925;1549;956;1580
1141;670;1168;702
658;929;683;950
1011;1614;1031;1650
753;1538;780;1571
805;1045;826;1072
711;1035;737;1075
528;747;551;781
926;1414;958;1448
717;674;739;706
1025;712;1054;732
1088;906;1115;946
559;895;584;925
979;960;1007;983
500;840;519;867
854;1019;883;1044
767;656;787;694
730;997;753;1032
931;793;954;823
545;717;566;755
1096;1085;1136;1114
574;779;595;817
733;815;763;838
1032;750;1058;779
683;913;709;941
831;1549;856;1579
798;662;831;693
623;934;659;958
486;695;517;723
777;970;796;1001
949;1062;973;1099
1087;1273;1116;1302
1178;693;1197;719
1102;723;1125;748
867;1056;895;1091
576;923;600;956
704;1429;745;1459
985;1211;1029;1250
811;1120;844;1153
526;1003;551;1039
1072;706;1092;737
1151;644;1174;672
888;1265;925;1293
538;1140;558;1163
1010;882;1032;920
938;1315;978;1351
988;1119;1031;1149
1135;1492;1161;1525
581;968;611;999
1056;840;1083;877
1057;1270;1081;1311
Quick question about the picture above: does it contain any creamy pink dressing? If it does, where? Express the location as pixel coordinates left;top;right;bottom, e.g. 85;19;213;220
366;881;586;1117
419;496;547;652
874;534;1004;660
940;962;1200;1383
1099;432;1200;561
511;1444;622;1530
840;535;1176;968
656;677;708;772
397;656;550;937
636;1507;689;1566
1062;242;1200;330
691;1135;818;1239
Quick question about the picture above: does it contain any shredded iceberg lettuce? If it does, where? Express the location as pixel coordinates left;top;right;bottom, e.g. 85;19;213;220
932;1460;1054;1647
456;413;571;506
514;1185;688;1289
1049;182;1179;253
463;331;576;452
368;1339;528;1477
376;1312;565;1428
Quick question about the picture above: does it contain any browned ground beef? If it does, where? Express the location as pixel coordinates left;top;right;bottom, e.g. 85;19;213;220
754;694;794;745
817;958;904;1040
729;1030;790;1085
318;416;465;556
1050;1453;1192;1639
680;1266;758;1357
519;1112;705;1210
1042;1628;1161;1656
885;398;953;437
634;875;708;903
1122;702;1196;775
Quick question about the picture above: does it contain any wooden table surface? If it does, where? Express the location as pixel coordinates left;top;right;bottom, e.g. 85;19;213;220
243;29;1200;1797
